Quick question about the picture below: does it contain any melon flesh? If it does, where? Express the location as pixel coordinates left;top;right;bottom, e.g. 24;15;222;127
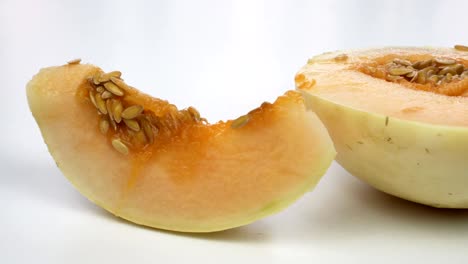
296;47;468;208
27;63;336;232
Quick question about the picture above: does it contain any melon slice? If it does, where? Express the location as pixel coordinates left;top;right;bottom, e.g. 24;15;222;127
27;62;335;232
296;46;468;208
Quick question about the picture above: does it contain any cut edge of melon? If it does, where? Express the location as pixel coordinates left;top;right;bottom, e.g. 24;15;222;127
300;89;468;133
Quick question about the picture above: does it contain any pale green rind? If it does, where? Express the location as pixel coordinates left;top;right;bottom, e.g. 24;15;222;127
302;91;468;208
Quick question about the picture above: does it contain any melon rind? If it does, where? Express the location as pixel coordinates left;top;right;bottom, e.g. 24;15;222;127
302;91;468;208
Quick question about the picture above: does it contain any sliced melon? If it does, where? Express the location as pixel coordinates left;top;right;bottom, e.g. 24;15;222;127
296;46;468;208
27;62;335;232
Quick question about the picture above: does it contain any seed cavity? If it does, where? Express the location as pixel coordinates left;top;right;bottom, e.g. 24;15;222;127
231;114;250;129
361;55;468;93
87;69;204;154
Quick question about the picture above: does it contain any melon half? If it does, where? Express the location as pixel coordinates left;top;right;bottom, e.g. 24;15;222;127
27;63;335;232
296;46;468;208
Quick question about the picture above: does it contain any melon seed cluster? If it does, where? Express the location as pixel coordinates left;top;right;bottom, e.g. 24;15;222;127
383;57;468;85
82;67;203;155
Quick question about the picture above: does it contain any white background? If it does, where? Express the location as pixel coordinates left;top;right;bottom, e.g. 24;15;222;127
2;0;468;263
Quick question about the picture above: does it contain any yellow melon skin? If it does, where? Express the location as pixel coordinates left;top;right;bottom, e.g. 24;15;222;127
297;47;468;208
27;64;336;232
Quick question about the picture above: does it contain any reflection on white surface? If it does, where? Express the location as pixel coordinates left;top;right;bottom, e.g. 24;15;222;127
1;0;468;263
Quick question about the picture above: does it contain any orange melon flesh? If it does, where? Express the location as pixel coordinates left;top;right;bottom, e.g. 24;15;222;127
27;63;336;232
297;47;468;127
296;47;468;208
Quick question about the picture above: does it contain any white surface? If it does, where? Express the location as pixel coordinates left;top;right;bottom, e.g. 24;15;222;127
1;0;468;263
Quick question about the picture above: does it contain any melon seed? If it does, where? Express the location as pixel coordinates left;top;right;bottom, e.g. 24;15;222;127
187;106;201;122
96;86;105;93
109;118;117;131
141;119;155;144
413;59;433;69
67;58;81;64
389;67;413;76
106;99;114;121
445;73;453;82
426;69;435;78
124;119;140;131
428;75;439;84
98;71;122;82
92;72;101;85
454;44;468;51
89;91;98;108
406;71;417;78
453;64;465;75
415;71;426;84
231;114;250;129
113;100;123;123
435;57;456;65
121;105;144;120
385;74;403;82
101;91;113;99
104;82;124;96
99;117;109;134
112;139;129;155
95;93;107;114
334;54;348;62
393;58;412;66
110;77;130;91
439;66;457;76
